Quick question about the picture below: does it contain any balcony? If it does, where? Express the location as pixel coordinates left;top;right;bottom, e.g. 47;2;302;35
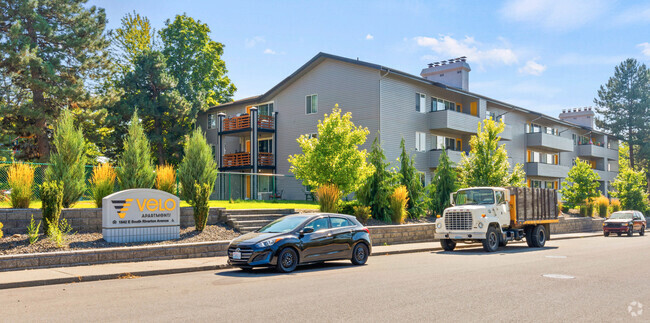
221;152;275;170
526;132;573;152
576;144;606;158
500;125;512;141
429;150;464;168
525;163;570;178
220;115;275;134
429;110;480;137
594;169;616;182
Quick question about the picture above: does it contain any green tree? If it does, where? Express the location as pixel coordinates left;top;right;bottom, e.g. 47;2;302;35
398;138;425;218
160;14;236;113
0;0;111;160
288;106;372;196
177;128;218;205
111;50;191;165
45;110;87;208
611;157;649;213
116;111;156;189
560;158;601;209
429;149;458;216
113;11;155;72
458;118;525;188
594;59;650;169
357;137;397;223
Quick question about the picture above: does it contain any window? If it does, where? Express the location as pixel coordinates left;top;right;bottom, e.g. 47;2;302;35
306;94;318;114
430;96;456;112
495;191;506;204
304;217;330;232
207;114;216;129
416;93;426;113
434;136;461;151
307;133;318;139
255;102;274;116
530;180;557;189
330;217;351;228
258;175;272;193
259;139;273;153
486;111;505;123
527;150;559;165
415;132;427;152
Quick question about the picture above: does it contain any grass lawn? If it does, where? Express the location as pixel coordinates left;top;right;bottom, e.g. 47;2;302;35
0;199;319;210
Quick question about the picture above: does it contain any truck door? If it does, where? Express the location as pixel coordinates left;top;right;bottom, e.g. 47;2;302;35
495;190;509;225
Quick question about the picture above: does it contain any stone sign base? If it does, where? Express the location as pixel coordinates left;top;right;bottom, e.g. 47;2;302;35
103;225;180;243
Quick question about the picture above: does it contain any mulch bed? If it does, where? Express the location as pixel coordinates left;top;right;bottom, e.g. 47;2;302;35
0;224;241;256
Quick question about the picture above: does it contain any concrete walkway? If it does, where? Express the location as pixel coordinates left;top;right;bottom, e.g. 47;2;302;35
0;231;606;289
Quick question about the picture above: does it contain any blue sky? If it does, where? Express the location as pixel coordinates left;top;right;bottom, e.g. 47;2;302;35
91;0;650;117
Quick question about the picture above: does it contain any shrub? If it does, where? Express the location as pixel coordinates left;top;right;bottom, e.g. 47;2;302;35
45;110;87;208
0;221;3;239
586;200;595;217
316;184;341;213
353;205;371;224
27;215;41;244
338;200;361;215
610;199;621;213
91;163;116;208
178;129;218;205
389;185;409;224
156;164;176;195
595;196;609;218
41;181;64;236
116;111;156;189
192;183;210;231
7;163;34;208
559;201;569;213
398;138;425;218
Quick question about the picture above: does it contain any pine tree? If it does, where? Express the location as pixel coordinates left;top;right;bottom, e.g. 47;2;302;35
429;149;458;216
398;138;425;218
177;129;218;205
560;158;601;209
116;111;156;189
357;137;397;223
45;110;87;208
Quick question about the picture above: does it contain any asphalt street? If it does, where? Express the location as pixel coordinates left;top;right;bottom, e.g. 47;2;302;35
1;234;649;322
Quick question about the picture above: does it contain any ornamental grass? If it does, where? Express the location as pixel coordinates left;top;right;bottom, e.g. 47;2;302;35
610;198;621;214
389;185;409;224
91;163;116;208
155;164;177;195
594;195;609;218
316;184;341;213
7;163;34;209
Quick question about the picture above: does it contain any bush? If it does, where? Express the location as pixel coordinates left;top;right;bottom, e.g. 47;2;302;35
41;181;64;236
316;184;341;213
610;199;621;213
559;201;569;213
389;185;409;224
27;215;41;244
353;205;371;224
91;163;116;208
8;163;34;208
192;183;210;231
0;221;3;239
586;200;595;217
178;129;218;205
338;200;361;215
116;111;156;189
45;110;87;208
156;164;176;195
595;196;609;218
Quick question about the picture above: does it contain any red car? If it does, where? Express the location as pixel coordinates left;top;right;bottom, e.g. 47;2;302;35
603;211;646;237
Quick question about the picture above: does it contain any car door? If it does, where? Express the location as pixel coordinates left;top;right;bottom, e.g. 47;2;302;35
328;216;354;259
299;217;333;262
634;212;643;231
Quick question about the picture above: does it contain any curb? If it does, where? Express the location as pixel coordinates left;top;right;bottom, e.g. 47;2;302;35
0;232;604;290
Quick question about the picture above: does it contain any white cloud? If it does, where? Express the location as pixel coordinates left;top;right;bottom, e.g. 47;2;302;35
614;5;650;24
638;43;650;57
365;34;374;40
519;59;547;75
501;0;610;30
414;35;518;67
245;36;265;48
263;48;277;55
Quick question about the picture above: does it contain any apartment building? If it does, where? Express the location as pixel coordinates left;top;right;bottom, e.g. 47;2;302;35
198;52;619;200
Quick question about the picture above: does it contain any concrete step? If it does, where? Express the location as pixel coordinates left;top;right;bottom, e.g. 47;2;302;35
225;214;285;221
225;209;295;216
232;220;273;227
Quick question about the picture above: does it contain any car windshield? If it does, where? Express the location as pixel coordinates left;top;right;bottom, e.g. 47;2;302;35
455;189;495;206
609;212;634;220
258;216;309;233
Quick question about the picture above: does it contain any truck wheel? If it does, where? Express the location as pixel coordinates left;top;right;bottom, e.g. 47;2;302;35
499;234;508;247
530;225;547;248
603;231;609;237
482;226;499;252
525;226;535;247
440;239;456;251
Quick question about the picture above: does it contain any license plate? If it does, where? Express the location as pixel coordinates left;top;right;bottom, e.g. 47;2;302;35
232;251;241;260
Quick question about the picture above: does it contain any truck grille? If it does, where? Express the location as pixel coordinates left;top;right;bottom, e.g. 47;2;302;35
445;211;473;231
228;246;254;261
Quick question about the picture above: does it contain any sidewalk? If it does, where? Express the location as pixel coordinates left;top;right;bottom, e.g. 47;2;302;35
0;231;604;289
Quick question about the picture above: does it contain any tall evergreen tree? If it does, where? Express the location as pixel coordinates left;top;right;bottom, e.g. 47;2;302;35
116;111;155;189
45;110;87;208
429;149;458;216
357;137;397;223
113;11;155;73
177;129;218;205
0;0;111;160
398;138;425;218
594;59;650;169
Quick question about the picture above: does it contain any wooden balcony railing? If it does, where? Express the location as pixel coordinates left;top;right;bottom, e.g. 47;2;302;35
222;152;274;168
221;114;275;132
258;115;275;130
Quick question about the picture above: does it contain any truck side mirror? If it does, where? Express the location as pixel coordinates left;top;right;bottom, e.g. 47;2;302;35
450;193;456;206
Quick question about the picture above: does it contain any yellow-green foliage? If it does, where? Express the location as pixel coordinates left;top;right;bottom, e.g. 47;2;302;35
41;181;63;236
0;221;3;239
155;164;176;195
389;185;409;224
595;196;609;218
192;183;210;232
610;199;621;213
316;184;341;213
91;163;116;208
352;205;371;224
7;163;34;208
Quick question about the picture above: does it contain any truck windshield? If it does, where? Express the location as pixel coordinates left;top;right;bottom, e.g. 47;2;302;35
455;189;495;206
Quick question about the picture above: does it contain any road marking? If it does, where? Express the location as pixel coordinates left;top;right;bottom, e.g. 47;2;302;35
543;274;575;279
545;255;567;259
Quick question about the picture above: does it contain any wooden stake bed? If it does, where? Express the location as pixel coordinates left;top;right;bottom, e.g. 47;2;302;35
507;187;559;228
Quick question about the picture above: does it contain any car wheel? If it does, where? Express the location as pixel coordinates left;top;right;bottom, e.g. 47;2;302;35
351;243;369;265
482;226;499;252
525;226;535;247
640;226;645;236
276;248;298;273
603;231;609;237
240;267;254;273
617;232;622;237
628;226;634;237
440;239;456;251
530;225;546;248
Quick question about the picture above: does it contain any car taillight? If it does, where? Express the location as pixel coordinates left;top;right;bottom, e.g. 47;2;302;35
362;228;370;234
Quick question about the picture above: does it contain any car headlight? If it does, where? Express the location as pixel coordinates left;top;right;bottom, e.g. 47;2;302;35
256;238;281;248
436;223;442;229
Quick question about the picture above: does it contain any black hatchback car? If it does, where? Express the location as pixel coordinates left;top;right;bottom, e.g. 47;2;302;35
227;213;372;273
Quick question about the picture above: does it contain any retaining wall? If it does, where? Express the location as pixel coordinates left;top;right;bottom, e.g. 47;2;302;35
368;223;436;245
550;216;604;234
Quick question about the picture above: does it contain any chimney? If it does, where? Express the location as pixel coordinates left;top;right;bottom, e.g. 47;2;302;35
420;57;471;91
559;106;595;129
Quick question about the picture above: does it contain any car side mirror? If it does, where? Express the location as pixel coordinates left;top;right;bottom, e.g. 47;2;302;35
301;227;314;234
